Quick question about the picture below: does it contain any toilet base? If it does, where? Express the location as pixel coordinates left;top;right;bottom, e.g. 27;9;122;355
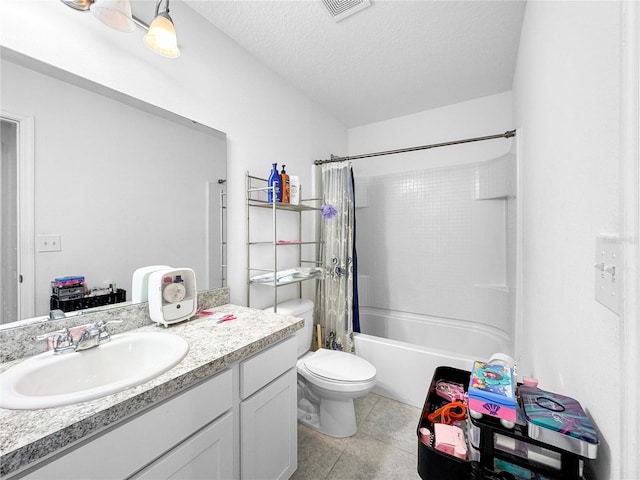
297;396;357;438
297;396;320;431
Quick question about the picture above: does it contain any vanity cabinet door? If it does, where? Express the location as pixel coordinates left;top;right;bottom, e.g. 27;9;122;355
19;370;233;480
132;412;233;480
241;368;297;480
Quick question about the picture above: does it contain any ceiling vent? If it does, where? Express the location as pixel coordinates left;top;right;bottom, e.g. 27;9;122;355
322;0;372;22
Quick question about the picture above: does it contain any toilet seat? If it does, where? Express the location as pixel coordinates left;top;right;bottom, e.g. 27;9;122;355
300;349;376;383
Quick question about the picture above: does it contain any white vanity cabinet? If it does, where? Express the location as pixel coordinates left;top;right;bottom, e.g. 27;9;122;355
21;369;233;480
239;336;298;480
9;333;299;480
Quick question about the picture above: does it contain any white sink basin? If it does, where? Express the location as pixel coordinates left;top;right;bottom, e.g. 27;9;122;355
0;332;189;410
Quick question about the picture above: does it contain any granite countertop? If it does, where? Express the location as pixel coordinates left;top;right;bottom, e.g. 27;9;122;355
0;304;303;477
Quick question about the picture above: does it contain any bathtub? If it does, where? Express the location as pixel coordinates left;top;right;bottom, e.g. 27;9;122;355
354;307;511;408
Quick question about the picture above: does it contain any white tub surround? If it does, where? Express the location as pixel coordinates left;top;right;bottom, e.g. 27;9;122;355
354;152;516;334
0;304;303;478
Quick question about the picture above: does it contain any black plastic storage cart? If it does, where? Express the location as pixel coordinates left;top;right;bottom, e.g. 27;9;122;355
417;366;594;480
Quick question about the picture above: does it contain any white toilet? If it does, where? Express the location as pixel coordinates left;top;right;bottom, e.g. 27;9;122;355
267;298;376;438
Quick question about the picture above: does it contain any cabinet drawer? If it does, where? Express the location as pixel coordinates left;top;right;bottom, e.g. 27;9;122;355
22;369;233;480
132;412;234;480
240;336;296;399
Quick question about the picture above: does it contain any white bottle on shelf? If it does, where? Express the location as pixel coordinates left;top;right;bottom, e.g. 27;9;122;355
289;176;300;205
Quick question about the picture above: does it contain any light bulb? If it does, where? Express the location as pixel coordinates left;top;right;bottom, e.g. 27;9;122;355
143;13;180;58
90;0;136;33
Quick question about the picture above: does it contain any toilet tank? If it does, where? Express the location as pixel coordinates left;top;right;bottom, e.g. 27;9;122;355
264;298;314;358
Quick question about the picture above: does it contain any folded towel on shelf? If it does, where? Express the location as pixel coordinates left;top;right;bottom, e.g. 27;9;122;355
250;267;323;284
296;267;323;278
250;269;297;283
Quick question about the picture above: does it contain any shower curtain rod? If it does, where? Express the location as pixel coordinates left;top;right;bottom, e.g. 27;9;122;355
313;129;516;165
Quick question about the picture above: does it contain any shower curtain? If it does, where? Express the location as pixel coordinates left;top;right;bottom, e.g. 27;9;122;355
317;162;359;353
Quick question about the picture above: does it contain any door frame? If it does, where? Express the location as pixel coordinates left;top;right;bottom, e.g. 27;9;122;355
1;110;35;321
620;1;640;477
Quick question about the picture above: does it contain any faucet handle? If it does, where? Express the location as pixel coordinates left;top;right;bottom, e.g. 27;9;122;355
95;319;123;343
95;319;123;332
36;328;74;353
35;327;69;341
95;319;123;328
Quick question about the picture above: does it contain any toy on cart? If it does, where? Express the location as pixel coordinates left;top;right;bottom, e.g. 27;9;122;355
468;360;517;429
519;386;599;459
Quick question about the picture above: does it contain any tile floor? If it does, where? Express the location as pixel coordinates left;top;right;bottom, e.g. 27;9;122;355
291;393;423;480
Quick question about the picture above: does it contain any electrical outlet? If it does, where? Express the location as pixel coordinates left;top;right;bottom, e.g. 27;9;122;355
37;234;62;252
594;235;621;315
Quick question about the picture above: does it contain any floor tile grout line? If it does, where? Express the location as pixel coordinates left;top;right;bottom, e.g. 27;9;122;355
357;394;380;426
324;448;346;480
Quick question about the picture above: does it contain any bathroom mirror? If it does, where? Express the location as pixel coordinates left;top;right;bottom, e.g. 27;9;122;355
0;48;227;326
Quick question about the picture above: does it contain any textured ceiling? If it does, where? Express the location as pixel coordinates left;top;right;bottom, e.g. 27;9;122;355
184;0;526;128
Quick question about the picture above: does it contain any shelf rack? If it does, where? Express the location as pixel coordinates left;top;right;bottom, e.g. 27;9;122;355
246;173;323;312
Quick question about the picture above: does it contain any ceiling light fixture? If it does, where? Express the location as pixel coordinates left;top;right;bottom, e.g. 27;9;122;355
143;0;180;58
61;0;93;11
90;0;136;33
59;0;180;59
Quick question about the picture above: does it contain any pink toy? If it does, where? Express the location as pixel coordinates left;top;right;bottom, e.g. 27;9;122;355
435;380;466;402
419;427;431;445
434;424;467;460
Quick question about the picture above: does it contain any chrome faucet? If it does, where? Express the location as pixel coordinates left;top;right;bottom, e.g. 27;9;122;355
75;319;123;350
37;320;123;354
36;328;75;354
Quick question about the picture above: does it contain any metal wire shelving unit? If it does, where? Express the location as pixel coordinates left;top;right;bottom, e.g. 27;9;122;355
246;173;323;312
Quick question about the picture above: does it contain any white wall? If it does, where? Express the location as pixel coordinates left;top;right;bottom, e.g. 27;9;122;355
513;2;622;478
0;0;347;308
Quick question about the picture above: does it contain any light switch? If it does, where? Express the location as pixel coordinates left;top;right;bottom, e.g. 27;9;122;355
37;234;62;252
594;235;621;315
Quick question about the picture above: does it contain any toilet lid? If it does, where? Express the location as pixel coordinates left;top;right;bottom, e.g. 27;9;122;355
303;349;376;382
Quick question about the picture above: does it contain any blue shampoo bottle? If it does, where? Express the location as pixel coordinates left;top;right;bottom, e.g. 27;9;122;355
267;163;281;203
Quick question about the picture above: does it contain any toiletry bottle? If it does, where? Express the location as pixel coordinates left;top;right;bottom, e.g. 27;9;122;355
280;165;290;203
289;175;300;205
267;163;281;203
